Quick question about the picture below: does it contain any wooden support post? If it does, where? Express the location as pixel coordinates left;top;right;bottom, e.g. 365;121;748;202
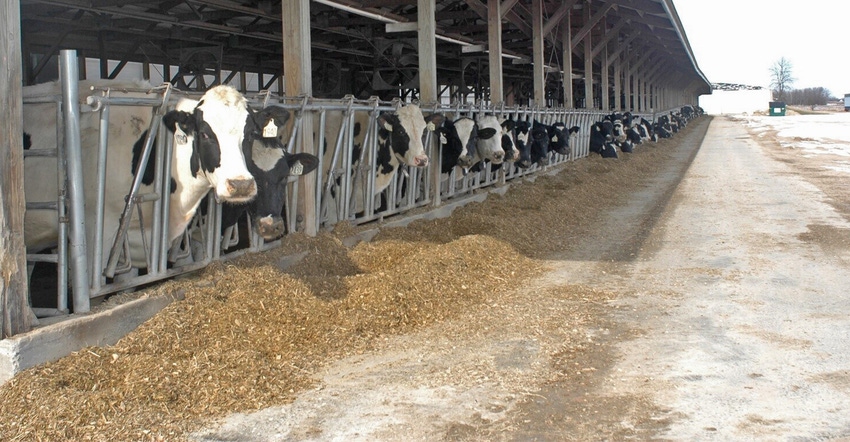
600;35;609;110
561;11;573;109
487;0;504;105
583;6;593;109
1;0;33;338
417;0;438;104
532;0;545;106
613;38;621;110
282;0;317;236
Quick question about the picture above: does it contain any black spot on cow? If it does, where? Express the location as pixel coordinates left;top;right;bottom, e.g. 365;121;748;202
131;129;177;193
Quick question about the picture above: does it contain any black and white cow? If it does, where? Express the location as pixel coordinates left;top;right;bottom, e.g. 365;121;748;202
24;80;260;269
653;115;674;139
547;122;580;158
529;120;552;166
498;117;519;164
474;115;506;166
513;120;550;168
439;116;478;174
589;121;619;158
218;105;319;240
320;104;442;219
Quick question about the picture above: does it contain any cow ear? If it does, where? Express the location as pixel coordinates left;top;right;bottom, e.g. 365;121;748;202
162;110;194;134
570;126;580;134
478;127;497;140
425;113;445;131
253;106;290;138
377;113;399;132
287;152;319;176
501;119;516;131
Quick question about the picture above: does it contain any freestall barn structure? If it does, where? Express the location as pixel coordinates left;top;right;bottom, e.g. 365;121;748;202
1;0;710;372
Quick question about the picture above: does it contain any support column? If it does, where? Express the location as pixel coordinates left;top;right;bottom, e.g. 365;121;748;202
612;39;621;110
582;6;593;109
1;0;32;337
532;0;545;106
417;0;438;104
487;0;504;105
600;40;609;110
561;12;573;108
282;0;317;236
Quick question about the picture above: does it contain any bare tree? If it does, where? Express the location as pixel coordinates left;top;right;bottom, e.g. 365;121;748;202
770;57;795;101
787;87;832;109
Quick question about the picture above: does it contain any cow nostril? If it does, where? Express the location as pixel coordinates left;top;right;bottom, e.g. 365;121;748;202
226;178;256;197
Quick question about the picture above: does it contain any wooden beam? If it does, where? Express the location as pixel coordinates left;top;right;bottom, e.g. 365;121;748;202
281;0;317;235
583;4;593;108
417;0;438;104
571;0;616;51
561;9;573;108
532;0;544;105
488;0;504;105
500;0;520;19
541;0;578;38
1;0;32;338
591;19;626;60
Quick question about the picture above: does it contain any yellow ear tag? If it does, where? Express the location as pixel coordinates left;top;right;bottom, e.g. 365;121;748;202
427;122;436;132
263;120;277;138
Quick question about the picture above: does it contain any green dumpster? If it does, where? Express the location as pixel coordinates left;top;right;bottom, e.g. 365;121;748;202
769;101;786;116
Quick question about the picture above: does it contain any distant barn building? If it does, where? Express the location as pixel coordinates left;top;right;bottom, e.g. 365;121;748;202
699;83;772;115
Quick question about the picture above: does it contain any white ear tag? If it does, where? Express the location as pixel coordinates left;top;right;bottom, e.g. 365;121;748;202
263;120;277;138
176;132;188;144
427;122;436;132
290;161;304;176
440;133;448;145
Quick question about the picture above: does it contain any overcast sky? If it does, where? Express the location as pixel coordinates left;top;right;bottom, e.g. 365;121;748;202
672;0;850;97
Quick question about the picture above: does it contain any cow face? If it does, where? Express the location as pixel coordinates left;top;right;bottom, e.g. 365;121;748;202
374;104;442;193
530;121;551;166
163;85;257;204
547;122;571;157
438;117;478;172
475;115;506;165
378;104;435;169
499;118;518;162
590;121;618;158
513;121;532;169
241;106;318;240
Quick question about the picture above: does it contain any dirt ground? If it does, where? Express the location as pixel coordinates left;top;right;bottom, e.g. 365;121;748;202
2;114;849;441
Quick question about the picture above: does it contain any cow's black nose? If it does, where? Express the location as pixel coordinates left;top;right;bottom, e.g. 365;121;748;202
226;178;256;198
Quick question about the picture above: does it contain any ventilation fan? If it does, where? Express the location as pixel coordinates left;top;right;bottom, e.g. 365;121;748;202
372;39;420;91
460;58;489;97
173;47;222;91
312;60;343;97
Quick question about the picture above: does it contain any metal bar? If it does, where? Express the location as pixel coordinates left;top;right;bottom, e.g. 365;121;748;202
59;50;90;312
91;99;110;293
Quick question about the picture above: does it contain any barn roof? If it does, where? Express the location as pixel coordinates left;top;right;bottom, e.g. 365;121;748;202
19;0;710;97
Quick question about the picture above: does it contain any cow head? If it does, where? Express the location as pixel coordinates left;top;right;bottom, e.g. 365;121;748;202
499;118;518;162
242;106;318;240
438;117;478;173
513;121;532;169
475;115;505;165
163;85;257;204
546;123;571;155
377;104;437;168
530;121;551;166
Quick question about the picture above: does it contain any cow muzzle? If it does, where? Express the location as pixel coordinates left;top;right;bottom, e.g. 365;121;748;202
223;177;257;202
413;155;429;167
256;215;285;240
